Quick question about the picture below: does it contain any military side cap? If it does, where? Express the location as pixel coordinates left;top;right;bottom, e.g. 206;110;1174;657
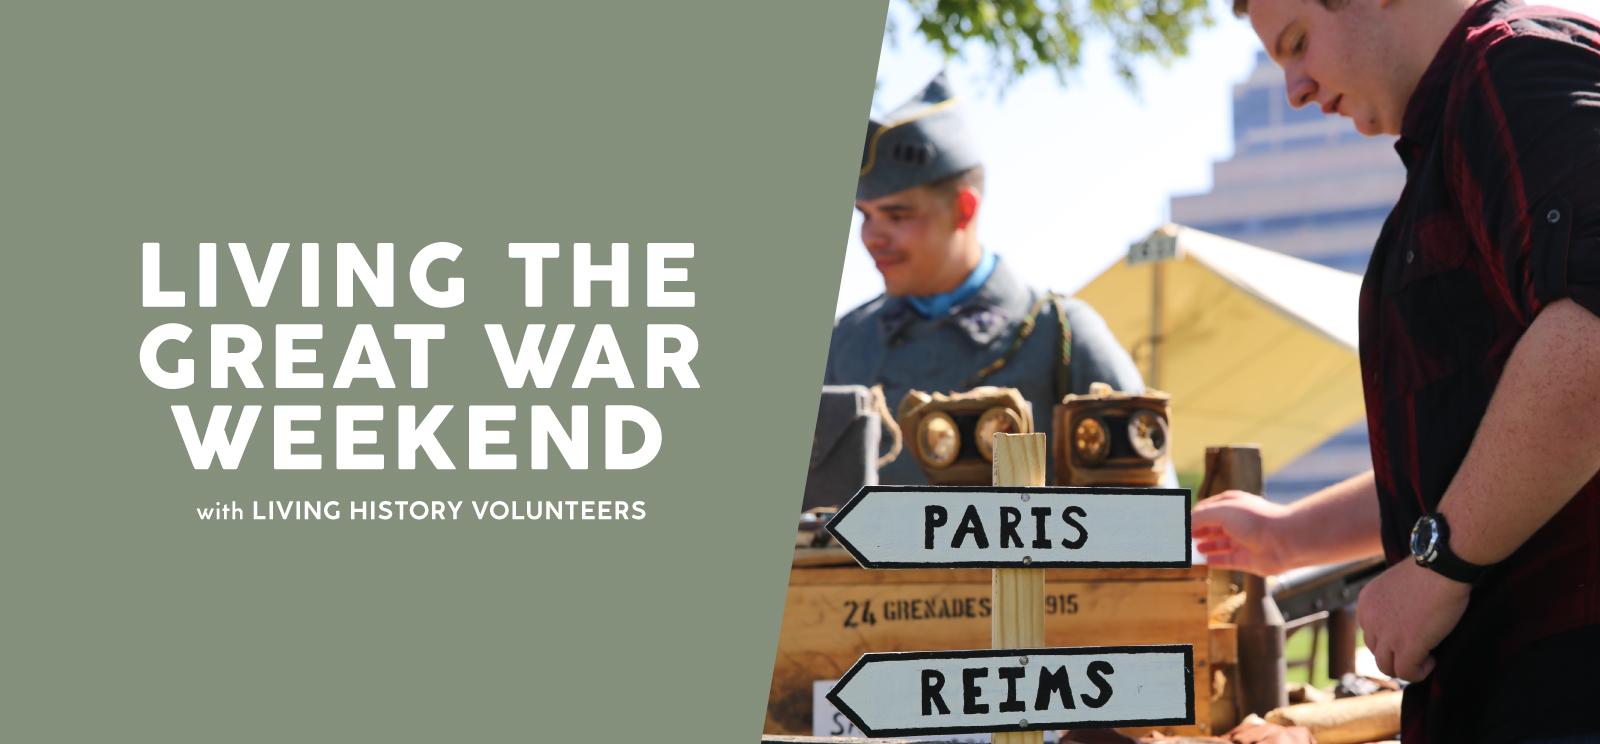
858;72;982;201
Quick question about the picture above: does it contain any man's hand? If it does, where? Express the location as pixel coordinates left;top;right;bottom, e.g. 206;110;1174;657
1191;490;1294;576
1355;559;1471;681
1192;472;1384;578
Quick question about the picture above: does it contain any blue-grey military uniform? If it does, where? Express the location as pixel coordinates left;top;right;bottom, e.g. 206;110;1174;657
826;256;1150;484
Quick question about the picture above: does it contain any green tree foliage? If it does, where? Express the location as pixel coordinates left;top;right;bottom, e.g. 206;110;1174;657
900;0;1214;85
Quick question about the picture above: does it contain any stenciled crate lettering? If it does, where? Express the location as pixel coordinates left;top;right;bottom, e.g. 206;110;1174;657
843;592;1091;629
793;578;1204;650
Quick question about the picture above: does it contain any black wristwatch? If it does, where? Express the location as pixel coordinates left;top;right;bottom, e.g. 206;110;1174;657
1410;513;1489;584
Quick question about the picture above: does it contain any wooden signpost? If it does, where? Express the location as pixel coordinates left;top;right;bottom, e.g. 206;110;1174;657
825;433;1195;741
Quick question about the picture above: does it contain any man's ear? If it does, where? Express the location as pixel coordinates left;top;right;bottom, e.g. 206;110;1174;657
953;187;980;230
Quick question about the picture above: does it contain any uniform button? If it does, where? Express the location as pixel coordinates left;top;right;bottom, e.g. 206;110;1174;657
1405;250;1415;264
1548;208;1562;223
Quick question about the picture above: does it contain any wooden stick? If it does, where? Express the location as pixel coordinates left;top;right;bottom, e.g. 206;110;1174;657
1201;445;1286;718
991;433;1046;744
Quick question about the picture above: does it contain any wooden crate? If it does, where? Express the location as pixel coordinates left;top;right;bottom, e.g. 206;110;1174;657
767;548;1216;737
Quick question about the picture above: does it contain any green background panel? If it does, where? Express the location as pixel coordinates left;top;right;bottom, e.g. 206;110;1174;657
1;3;887;741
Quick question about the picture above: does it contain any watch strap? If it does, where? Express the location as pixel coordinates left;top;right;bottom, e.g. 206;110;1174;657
1415;513;1490;583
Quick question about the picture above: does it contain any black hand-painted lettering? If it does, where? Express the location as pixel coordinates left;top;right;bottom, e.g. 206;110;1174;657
843;600;859;629
1035;665;1076;711
1081;660;1114;708
953;505;989;549
922;670;950;715
1060;505;1089;549
998;666;1026;713
1031;506;1052;549
1000;506;1023;548
924;505;948;550
962;667;990;714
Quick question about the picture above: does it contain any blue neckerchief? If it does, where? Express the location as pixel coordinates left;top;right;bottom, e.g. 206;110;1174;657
906;249;997;319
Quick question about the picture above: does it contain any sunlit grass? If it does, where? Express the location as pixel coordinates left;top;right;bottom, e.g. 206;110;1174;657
1284;624;1365;689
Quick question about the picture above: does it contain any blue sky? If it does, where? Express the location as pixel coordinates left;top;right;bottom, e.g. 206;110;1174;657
835;0;1600;315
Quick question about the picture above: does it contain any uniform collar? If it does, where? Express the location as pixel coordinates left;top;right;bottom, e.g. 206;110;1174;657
879;255;1030;346
1397;0;1518;165
906;249;997;318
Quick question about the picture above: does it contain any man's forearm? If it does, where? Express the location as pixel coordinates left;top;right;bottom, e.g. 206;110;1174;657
1438;299;1600;565
1280;470;1385;568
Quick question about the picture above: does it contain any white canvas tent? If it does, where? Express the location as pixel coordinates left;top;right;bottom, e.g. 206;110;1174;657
1073;224;1366;476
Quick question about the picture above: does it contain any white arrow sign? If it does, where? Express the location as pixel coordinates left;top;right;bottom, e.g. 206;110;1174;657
826;645;1194;738
826;486;1192;569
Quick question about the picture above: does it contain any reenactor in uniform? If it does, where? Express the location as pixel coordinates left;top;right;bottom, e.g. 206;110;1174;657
826;73;1160;485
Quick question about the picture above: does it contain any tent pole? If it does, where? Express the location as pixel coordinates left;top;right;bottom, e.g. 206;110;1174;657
1150;260;1164;389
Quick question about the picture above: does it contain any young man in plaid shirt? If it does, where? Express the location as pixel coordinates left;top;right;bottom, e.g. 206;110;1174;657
1191;0;1600;740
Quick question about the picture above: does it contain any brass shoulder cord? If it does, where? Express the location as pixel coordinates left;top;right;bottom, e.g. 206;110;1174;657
964;293;1073;401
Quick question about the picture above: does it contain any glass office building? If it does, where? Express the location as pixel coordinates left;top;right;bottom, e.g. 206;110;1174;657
1170;53;1406;502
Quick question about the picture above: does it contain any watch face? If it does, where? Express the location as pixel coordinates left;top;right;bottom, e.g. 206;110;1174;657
1411;516;1440;565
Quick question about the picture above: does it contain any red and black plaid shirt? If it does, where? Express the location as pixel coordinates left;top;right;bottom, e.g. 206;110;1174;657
1361;0;1600;740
